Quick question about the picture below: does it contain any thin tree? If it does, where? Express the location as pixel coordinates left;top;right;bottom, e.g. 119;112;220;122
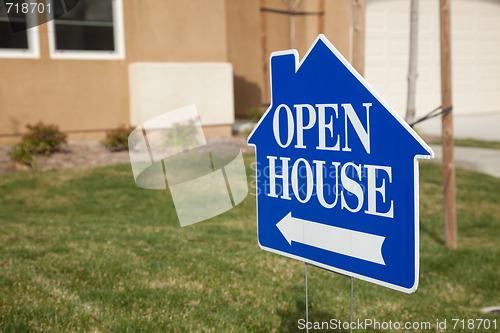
353;0;366;76
406;0;419;124
283;0;303;49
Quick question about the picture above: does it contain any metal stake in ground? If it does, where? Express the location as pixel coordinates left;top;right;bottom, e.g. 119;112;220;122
305;263;309;333
350;277;354;333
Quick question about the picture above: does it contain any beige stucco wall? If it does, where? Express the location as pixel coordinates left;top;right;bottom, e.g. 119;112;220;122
0;21;129;143
325;0;352;61
0;0;230;144
125;0;228;63
254;0;352;108
0;0;351;143
225;0;263;118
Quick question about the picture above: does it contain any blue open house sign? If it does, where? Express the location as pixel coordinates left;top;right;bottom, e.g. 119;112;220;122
248;35;434;293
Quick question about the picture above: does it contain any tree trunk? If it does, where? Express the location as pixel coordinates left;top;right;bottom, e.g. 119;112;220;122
288;0;303;49
406;0;419;124
353;0;366;76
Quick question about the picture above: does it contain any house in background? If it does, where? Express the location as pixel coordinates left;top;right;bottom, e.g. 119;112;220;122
0;0;351;143
364;0;500;141
1;0;499;143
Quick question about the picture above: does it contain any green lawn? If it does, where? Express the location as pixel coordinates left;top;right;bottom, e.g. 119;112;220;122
0;156;499;332
430;139;500;150
453;139;500;150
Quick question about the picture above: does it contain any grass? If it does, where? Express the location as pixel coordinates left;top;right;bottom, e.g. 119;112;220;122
430;138;500;150
0;156;499;332
453;139;500;150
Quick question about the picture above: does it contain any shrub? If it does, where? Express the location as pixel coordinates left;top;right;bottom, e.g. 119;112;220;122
21;122;67;155
162;120;199;150
241;108;263;139
10;122;67;166
103;126;135;152
246;108;263;122
9;144;34;166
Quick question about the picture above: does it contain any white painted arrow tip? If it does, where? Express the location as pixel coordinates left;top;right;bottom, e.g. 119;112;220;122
276;212;293;245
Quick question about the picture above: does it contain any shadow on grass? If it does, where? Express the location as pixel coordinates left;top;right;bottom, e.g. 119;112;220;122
420;223;445;246
278;298;345;333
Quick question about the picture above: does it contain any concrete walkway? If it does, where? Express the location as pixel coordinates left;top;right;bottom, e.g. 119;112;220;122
429;145;500;178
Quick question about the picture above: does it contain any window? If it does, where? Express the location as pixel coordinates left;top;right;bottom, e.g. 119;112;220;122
47;0;125;59
0;1;40;58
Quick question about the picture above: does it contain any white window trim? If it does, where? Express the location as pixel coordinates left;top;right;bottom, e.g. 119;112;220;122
47;0;125;60
0;14;40;59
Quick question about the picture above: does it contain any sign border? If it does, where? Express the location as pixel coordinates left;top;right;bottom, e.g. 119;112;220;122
247;34;434;294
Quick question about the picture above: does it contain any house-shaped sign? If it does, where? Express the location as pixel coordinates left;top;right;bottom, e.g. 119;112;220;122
248;34;434;293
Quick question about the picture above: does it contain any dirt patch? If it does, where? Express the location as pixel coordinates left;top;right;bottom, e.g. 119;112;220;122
0;136;254;174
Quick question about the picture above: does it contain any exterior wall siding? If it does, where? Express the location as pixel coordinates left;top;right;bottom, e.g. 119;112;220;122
0;0;351;143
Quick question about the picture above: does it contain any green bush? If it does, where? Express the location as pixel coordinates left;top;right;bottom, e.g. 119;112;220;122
9;144;34;166
103;126;135;152
10;122;67;166
162;120;199;150
246;108;263;122
241;108;263;139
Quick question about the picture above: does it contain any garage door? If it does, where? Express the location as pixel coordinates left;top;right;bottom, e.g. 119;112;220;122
365;0;500;139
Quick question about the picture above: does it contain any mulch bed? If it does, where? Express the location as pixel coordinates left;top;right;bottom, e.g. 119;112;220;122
0;136;254;174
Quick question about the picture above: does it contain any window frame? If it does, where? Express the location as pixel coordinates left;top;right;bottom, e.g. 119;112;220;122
47;0;125;60
0;6;40;59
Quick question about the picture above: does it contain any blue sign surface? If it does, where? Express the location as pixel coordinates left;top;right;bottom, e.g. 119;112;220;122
248;35;433;293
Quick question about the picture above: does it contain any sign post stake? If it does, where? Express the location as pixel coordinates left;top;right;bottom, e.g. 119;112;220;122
305;263;309;333
350;277;354;333
439;0;457;250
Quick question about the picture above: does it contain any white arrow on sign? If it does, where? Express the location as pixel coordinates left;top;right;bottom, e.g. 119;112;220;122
276;212;386;265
